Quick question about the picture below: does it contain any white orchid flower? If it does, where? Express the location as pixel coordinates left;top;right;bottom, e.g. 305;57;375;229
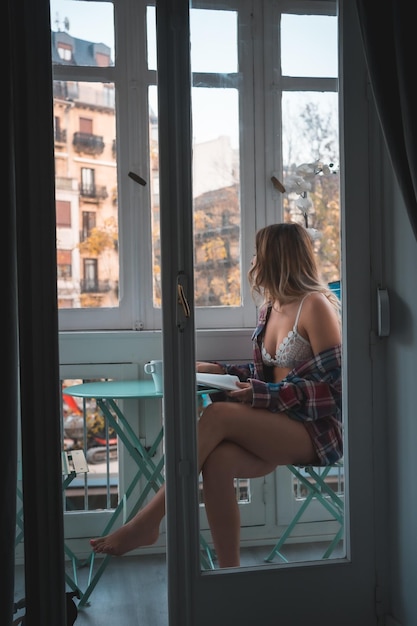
284;174;311;194
278;160;337;235
295;162;315;175
306;228;322;241
295;195;313;211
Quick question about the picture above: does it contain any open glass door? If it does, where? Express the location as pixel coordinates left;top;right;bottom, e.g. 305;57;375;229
188;0;344;564
158;1;380;624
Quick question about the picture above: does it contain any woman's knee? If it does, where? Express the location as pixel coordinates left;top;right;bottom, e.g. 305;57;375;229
198;401;228;433
202;442;237;478
199;399;239;426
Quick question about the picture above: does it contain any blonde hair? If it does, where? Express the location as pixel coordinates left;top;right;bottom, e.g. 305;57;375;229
248;223;340;312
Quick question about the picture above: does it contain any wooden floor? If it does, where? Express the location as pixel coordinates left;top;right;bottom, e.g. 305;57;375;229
73;553;169;626
14;542;343;626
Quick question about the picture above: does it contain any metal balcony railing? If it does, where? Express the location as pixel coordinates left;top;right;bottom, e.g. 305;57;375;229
80;279;111;293
73;132;105;155
54;128;67;143
79;184;108;200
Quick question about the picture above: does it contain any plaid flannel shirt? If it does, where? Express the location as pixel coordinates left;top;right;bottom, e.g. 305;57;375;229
217;303;343;465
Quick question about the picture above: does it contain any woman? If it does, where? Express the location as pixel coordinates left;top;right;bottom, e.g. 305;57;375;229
91;222;342;568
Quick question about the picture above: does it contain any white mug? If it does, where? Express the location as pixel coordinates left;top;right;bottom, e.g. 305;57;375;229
144;360;164;393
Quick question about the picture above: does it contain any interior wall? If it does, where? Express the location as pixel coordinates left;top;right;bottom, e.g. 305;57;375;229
382;147;417;625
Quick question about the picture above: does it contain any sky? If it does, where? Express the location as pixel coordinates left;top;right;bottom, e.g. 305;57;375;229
50;0;115;53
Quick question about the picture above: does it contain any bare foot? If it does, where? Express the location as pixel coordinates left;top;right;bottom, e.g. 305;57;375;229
90;513;160;556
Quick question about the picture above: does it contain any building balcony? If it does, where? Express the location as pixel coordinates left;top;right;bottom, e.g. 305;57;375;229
54;128;67;143
79;184;108;201
73;132;105;156
80;279;112;294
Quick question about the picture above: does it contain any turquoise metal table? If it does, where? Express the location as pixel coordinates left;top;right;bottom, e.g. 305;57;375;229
64;379;215;606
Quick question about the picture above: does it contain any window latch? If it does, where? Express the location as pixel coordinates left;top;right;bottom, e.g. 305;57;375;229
176;273;191;331
128;171;147;186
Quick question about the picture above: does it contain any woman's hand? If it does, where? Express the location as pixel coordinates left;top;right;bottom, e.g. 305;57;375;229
196;361;225;374
228;381;252;404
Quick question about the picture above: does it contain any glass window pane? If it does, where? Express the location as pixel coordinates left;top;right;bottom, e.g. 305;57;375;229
148;86;161;307
282;91;340;283
190;8;237;73
191;88;239;148
192;87;241;307
54;80;119;309
190;7;241;308
50;0;115;66
149;86;242;308
147;6;157;71
282;91;338;165
281;14;337;78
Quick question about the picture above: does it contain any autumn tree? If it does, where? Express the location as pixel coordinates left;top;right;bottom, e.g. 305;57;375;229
283;100;340;282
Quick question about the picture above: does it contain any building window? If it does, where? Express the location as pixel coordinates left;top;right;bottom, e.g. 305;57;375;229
83;258;98;292
80;168;95;197
57;42;72;61
79;117;93;135
81;211;96;242
56;200;71;227
57;249;72;278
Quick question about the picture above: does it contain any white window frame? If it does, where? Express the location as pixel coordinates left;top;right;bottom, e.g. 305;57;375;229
55;0;337;332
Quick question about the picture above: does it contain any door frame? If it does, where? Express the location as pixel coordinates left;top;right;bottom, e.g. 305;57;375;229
158;1;384;624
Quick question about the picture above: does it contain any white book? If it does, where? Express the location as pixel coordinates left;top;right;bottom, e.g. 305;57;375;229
196;372;240;391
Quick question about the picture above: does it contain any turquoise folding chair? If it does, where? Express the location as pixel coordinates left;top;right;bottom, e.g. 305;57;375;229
328;279;341;300
264;461;344;563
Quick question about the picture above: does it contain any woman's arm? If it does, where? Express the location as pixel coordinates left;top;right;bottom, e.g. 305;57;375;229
196;361;225;374
300;293;341;355
196;361;255;382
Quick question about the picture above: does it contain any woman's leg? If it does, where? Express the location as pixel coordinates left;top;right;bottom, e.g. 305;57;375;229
198;402;316;566
90;484;166;555
197;400;316;470
91;401;315;556
201;441;276;568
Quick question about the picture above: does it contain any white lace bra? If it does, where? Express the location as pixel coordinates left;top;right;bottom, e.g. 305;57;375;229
261;295;314;369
